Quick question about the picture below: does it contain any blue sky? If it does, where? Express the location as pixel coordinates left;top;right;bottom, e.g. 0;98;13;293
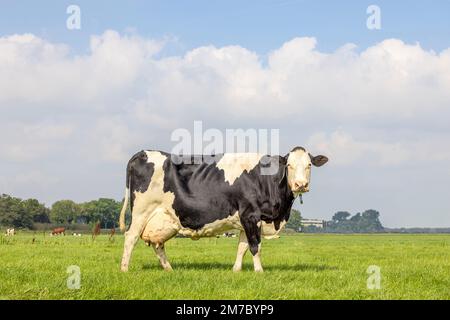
1;1;450;227
1;0;449;54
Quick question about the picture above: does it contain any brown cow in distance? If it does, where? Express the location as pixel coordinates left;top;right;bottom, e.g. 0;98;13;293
51;227;65;236
92;223;101;240
109;228;116;241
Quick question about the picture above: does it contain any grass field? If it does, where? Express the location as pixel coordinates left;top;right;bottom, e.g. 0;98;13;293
0;232;449;299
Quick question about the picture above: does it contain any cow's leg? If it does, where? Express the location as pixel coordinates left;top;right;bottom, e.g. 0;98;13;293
241;215;263;272
232;231;248;272
120;214;148;272
252;243;263;272
152;243;173;271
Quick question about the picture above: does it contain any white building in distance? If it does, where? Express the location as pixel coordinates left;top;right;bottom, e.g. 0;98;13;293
301;219;326;229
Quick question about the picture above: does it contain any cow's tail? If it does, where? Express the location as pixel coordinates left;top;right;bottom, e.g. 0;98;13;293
119;187;129;233
119;162;132;233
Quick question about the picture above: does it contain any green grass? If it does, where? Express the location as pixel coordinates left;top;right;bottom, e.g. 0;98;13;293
0;232;449;299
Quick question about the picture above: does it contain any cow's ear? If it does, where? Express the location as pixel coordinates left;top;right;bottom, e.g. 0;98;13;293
310;154;328;167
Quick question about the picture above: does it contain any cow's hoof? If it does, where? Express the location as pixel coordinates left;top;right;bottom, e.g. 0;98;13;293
254;268;264;273
120;265;129;272
232;264;242;272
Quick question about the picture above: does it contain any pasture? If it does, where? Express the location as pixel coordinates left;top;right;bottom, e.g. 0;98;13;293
0;232;449;299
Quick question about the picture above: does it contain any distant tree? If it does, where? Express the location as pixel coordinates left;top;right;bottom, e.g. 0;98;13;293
361;209;383;232
50;200;80;224
1;193;126;229
79;201;97;224
0;194;34;228
80;198;121;228
332;211;351;223
362;209;380;220
0;194;18;226
22;198;50;223
349;213;362;232
286;209;302;231
350;213;361;222
325;209;384;233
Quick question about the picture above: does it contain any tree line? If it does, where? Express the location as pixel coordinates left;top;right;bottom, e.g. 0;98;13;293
1;193;384;233
301;209;384;233
0;194;125;229
326;210;384;232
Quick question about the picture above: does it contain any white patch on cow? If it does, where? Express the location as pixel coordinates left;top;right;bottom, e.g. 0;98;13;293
286;148;312;196
5;228;15;236
216;153;263;185
152;243;173;271
232;231;249;272
252;243;263;272
132;151;176;218
136;151;181;244
178;211;242;239
141;208;180;244
121;151;179;271
261;220;286;239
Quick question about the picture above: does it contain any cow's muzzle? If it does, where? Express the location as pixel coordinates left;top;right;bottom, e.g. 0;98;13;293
293;182;309;193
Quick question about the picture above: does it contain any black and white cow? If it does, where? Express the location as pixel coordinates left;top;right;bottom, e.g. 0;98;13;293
119;147;328;272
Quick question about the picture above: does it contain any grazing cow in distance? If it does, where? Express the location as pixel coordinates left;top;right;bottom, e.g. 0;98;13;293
52;227;65;236
92;223;101;240
119;147;328;272
5;228;15;236
223;232;237;238
109;228;116;241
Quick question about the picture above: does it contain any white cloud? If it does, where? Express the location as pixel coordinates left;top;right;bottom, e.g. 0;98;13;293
91;117;137;163
0;170;60;201
307;130;450;166
0;122;74;162
1;31;449;127
0;30;164;106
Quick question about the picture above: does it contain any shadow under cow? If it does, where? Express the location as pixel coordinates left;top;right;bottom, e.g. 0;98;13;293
141;262;337;272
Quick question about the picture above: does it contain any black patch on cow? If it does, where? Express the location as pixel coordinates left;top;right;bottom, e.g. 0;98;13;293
162;153;295;255
127;150;154;212
233;156;294;254
163;154;238;230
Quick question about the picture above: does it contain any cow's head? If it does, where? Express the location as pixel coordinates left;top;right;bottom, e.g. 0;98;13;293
283;147;328;196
